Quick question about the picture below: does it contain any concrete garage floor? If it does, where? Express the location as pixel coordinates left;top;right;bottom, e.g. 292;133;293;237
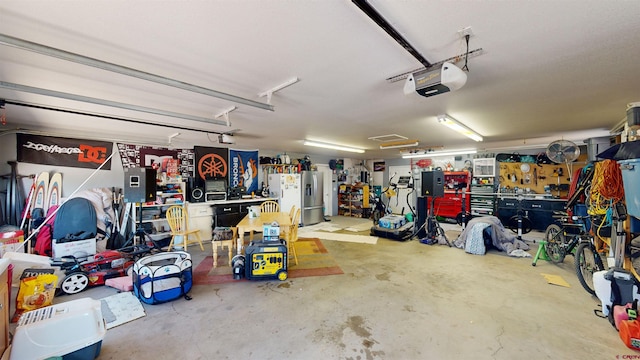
50;216;631;359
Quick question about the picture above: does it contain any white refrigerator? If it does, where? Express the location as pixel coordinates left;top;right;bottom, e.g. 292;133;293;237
268;173;302;218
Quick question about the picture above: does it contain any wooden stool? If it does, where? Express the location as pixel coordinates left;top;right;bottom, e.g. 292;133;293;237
212;227;237;268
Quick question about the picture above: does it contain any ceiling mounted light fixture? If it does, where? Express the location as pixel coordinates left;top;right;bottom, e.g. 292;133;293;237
304;140;365;154
437;114;483;142
402;149;477;159
379;139;419;149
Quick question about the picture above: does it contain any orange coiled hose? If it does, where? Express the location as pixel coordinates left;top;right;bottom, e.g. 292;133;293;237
589;159;625;215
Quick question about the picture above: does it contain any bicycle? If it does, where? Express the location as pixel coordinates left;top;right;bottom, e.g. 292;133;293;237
543;212;605;295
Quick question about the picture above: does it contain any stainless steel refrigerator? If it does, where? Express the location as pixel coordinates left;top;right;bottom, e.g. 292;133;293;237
301;170;324;226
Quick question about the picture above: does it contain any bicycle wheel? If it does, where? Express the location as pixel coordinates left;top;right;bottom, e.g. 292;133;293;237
544;224;566;263
507;215;532;235
574;241;605;296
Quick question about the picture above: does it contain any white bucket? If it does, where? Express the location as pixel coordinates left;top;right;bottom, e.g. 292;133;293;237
593;270;612;315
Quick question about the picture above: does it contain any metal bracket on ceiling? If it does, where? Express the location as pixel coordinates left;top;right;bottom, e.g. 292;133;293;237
386;48;485;83
214;106;238;127
167;132;181;145
258;77;300;105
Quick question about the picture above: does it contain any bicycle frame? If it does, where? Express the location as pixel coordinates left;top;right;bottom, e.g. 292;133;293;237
546;213;592;260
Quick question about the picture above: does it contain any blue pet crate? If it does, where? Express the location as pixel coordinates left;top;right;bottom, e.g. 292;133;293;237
133;251;193;304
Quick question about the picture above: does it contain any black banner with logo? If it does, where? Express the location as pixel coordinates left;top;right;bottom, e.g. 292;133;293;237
17;134;113;170
194;146;228;181
116;143;194;178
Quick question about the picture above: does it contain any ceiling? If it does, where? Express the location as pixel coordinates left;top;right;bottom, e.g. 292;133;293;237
1;0;639;161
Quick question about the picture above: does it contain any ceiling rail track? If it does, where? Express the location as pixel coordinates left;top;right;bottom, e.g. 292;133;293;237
2;98;215;135
0;81;229;127
0;33;274;111
352;0;432;68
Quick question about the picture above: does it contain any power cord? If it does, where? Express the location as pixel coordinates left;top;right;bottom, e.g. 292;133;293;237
462;34;470;72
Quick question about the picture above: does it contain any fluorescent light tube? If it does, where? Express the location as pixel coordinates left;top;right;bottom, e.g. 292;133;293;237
437;114;483;142
379;139;419;149
304;140;365;153
402;149;477;159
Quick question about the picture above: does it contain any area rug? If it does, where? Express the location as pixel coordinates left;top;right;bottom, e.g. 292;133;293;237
193;238;343;285
100;292;146;329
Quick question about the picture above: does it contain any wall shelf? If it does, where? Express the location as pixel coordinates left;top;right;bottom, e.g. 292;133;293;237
338;184;370;218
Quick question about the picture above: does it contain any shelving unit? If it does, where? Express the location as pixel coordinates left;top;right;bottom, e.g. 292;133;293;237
138;182;186;244
470;158;497;217
338;184;370;218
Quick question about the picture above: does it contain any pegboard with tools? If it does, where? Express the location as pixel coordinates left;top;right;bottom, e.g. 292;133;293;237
498;162;572;197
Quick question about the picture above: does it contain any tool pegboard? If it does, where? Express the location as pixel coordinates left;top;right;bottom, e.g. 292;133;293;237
498;162;572;197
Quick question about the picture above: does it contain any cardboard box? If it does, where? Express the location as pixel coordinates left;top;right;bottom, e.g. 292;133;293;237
262;222;280;241
0;230;25;257
52;238;97;259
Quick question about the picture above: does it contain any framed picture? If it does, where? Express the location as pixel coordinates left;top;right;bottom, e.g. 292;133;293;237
373;161;385;172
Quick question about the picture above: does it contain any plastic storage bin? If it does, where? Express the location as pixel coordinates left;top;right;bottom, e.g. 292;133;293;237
10;297;106;360
619;158;640;218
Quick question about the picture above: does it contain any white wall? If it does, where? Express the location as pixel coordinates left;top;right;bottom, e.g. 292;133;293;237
386;165;416;216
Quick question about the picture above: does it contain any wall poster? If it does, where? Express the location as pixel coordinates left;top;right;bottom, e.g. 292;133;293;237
229;149;259;194
194;146;228;181
116;144;194;178
18;134;113;170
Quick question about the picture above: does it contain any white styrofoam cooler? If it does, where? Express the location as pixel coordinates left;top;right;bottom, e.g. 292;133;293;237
1;252;65;289
52;238;97;259
10;297;106;360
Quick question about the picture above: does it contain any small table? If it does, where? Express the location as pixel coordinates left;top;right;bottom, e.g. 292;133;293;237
236;212;292;255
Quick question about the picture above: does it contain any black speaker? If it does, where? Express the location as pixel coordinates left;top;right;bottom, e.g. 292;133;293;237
191;187;205;202
123;167;157;203
421;170;444;198
186;177;205;203
416;196;428;238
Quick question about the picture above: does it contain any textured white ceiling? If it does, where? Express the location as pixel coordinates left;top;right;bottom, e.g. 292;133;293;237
1;0;638;160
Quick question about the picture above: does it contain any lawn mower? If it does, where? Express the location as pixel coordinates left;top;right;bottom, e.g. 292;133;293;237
54;245;155;295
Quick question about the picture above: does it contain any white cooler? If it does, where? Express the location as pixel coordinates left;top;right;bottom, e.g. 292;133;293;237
9;297;106;360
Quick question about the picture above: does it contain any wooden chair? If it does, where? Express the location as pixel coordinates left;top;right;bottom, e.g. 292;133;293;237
165;205;204;251
250;200;281;240
212;227;236;268
261;200;280;213
288;208;301;266
288;205;297;222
